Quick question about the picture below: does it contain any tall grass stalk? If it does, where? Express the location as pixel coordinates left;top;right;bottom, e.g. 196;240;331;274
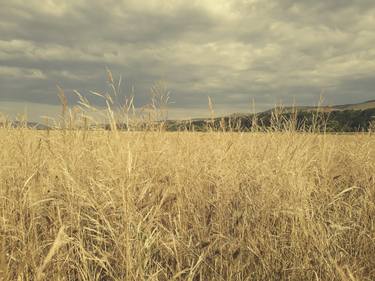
0;77;374;280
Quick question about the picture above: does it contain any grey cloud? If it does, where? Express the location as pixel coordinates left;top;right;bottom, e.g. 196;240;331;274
0;0;374;120
334;74;375;103
0;1;216;45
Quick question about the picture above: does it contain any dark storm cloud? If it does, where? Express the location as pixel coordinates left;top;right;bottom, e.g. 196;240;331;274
0;1;217;45
0;0;375;120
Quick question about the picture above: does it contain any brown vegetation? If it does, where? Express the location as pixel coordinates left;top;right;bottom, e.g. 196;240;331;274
0;128;374;280
1;73;375;280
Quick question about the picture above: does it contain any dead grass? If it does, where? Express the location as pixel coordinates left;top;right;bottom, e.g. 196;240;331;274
0;128;374;281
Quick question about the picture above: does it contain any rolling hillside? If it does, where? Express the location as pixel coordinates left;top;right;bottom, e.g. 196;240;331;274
177;100;375;132
263;100;375;113
1;100;375;132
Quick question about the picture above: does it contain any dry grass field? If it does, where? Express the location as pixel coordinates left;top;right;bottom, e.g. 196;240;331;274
0;128;374;281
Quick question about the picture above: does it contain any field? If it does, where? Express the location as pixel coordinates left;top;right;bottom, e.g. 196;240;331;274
0;129;374;280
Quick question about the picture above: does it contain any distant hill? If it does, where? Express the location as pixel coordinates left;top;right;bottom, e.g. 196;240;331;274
172;100;375;132
264;100;375;113
2;100;375;132
327;100;375;111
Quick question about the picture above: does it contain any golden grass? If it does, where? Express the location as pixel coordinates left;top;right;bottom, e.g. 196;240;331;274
0;128;374;281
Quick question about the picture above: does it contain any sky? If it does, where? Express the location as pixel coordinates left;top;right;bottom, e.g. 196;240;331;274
0;0;375;120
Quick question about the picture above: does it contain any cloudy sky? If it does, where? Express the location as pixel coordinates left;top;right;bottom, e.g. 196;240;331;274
1;0;375;120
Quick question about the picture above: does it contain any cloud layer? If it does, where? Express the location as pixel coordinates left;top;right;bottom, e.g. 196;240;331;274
1;0;375;119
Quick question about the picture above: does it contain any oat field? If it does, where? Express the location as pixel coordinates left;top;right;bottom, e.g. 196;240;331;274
0;129;374;280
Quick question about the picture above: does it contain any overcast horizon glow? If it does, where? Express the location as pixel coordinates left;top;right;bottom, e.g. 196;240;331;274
1;0;375;121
